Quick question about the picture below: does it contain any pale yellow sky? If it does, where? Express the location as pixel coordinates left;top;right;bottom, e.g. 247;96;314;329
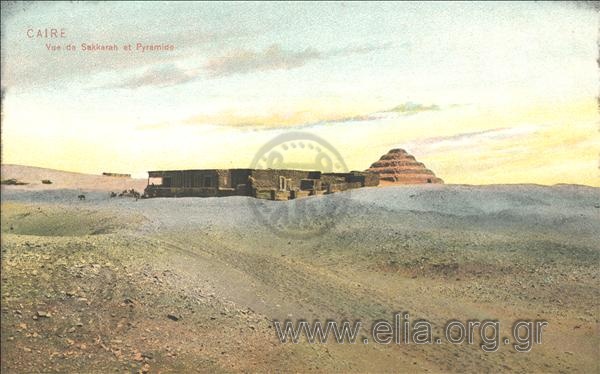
1;2;598;186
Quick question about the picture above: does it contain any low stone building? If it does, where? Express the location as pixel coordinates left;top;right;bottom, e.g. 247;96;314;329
144;169;379;200
102;172;131;178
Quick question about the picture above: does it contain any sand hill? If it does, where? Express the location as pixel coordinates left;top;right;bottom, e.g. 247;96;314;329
1;164;147;192
1;183;599;372
367;148;444;185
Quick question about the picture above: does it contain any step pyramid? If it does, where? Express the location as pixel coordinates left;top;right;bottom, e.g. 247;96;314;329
366;148;444;185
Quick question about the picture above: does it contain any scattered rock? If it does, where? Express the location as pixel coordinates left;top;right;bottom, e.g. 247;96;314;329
167;314;180;321
36;311;51;318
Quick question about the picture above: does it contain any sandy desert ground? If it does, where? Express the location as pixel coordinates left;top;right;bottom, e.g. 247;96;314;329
1;165;599;373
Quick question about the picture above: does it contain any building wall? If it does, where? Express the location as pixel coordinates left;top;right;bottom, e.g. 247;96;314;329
145;169;378;199
148;170;222;188
249;169;321;191
229;169;253;189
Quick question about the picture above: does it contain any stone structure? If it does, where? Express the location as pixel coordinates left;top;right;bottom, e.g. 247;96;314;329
366;148;443;185
102;172;131;178
144;169;379;200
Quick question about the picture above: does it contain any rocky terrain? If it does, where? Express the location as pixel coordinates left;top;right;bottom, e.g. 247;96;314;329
367;149;444;185
1;166;599;373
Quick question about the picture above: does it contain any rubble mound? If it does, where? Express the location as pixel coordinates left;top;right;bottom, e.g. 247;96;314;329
366;148;443;185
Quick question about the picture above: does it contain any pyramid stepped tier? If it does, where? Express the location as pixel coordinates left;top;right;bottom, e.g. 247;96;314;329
366;148;444;185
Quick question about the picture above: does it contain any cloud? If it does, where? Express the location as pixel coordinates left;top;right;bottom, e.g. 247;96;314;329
137;110;348;131
420;126;540;145
331;42;395;56
101;42;392;89
111;64;200;89
312;101;447;125
397;125;542;154
2;1;249;90
204;42;391;78
205;44;321;77
137;100;453;131
386;102;440;114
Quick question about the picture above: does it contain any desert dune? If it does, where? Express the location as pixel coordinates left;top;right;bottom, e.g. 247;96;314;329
1;166;599;373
